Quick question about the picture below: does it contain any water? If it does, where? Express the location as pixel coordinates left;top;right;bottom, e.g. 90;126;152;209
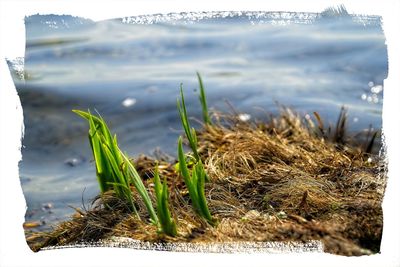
11;11;387;230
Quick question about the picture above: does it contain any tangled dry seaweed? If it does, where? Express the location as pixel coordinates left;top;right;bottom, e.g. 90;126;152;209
25;107;386;256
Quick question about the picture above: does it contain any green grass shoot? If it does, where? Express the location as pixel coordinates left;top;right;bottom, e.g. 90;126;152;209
178;137;215;225
120;152;158;225
154;164;177;236
197;72;212;125
177;85;200;162
73;109;158;225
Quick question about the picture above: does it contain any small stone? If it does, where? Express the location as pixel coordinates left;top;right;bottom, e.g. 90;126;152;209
42;203;53;210
64;156;84;167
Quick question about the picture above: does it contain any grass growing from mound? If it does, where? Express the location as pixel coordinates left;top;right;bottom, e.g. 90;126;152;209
26;75;385;256
73;110;158;225
72;79;216;235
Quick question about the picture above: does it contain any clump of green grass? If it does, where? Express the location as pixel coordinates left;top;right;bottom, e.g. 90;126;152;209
73;76;215;233
73;110;158;225
73;110;117;194
178;137;215;225
176;80;213;222
154;164;177;236
176;84;211;180
197;72;212;126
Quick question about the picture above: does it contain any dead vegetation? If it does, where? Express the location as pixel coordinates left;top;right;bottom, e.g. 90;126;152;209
26;107;386;256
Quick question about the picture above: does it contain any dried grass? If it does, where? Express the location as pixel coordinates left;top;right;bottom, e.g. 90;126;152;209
26;108;386;256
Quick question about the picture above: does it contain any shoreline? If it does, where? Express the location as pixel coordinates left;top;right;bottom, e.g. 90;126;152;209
25;106;386;256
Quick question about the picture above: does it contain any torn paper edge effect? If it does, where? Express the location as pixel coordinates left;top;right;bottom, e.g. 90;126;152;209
43;239;324;254
121;10;381;25
1;2;398;267
7;57;25;81
14;9;387;254
8;9;383;76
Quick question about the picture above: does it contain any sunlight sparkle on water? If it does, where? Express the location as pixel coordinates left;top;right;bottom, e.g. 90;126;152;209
122;97;137;107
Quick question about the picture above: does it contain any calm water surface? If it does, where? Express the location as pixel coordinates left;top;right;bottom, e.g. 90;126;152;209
11;11;387;230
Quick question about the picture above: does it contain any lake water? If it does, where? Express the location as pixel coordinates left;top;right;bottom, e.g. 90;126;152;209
10;10;387;230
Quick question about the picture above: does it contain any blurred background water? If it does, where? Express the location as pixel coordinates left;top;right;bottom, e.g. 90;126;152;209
9;9;387;231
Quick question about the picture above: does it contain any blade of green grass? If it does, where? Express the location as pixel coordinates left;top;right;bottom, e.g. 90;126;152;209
197;72;212;125
177;137;191;183
178;137;200;212
195;161;214;225
154;164;177;236
177;85;200;161
366;131;378;154
88;110;112;192
121;152;158;225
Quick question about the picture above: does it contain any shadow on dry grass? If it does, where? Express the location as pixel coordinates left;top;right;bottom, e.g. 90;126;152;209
26;107;386;256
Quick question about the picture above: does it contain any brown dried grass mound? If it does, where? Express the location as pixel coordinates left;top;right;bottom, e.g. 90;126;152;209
26;108;386;256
